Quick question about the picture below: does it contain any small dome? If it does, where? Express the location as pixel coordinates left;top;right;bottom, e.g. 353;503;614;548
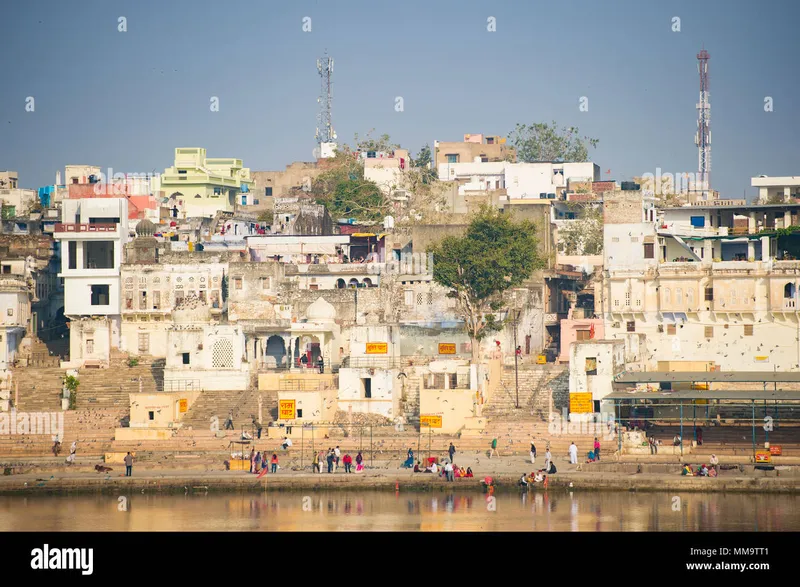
306;296;336;321
135;218;156;237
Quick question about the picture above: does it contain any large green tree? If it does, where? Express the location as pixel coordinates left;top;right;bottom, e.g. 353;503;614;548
509;121;598;162
429;207;544;364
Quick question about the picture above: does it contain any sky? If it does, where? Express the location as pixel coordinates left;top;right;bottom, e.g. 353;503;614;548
1;0;798;200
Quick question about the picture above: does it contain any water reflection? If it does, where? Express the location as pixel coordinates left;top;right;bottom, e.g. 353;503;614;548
0;491;797;532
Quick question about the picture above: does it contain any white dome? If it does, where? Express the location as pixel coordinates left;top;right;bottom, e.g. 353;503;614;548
306;297;336;321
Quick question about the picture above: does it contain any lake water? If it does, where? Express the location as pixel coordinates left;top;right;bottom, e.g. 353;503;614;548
0;491;797;531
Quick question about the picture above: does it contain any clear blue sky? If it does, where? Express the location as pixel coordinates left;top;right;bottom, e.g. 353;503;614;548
1;0;798;200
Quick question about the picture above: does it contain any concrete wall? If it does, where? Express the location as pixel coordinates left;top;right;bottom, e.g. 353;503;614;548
569;340;625;405
129;391;200;428
276;389;337;423
338;367;396;417
559;318;604;362
419;387;476;434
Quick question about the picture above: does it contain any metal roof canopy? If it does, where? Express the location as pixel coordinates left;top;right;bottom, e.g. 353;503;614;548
614;371;800;383
604;390;800;401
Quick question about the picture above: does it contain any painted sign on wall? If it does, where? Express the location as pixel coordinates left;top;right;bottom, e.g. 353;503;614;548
420;415;443;428
278;400;296;419
366;342;388;354
179;399;188;413
569;392;593;414
438;343;456;354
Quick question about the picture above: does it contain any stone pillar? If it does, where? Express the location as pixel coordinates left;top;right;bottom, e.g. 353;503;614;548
748;212;756;234
785;210;792;228
283;335;292;367
747;240;755;261
761;236;770;261
703;240;713;262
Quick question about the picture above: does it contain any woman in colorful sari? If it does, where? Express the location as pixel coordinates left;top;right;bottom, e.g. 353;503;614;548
459;467;467;478
355;451;364;472
465;467;474;478
402;448;414;468
254;451;262;473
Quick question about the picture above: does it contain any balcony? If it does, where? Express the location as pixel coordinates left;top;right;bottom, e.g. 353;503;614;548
54;223;117;233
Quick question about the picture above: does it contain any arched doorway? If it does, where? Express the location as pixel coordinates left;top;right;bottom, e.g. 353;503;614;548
336;278;346;289
299;335;322;369
348;278;359;289
265;335;287;368
784;283;795;299
362;278;373;287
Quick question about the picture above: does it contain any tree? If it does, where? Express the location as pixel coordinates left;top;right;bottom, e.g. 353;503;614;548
509;121;598;162
557;207;604;255
429;207;545;364
411;144;438;184
354;130;399;153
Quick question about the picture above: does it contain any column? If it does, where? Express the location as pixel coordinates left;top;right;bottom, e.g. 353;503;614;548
747;240;755;262
283;334;292;368
761;236;770;261
785;210;792;229
748;212;756;234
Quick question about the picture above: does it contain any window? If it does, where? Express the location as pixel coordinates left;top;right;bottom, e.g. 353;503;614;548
233;277;242;290
261;277;270;290
90;285;109;306
139;291;147;310
68;241;77;269
625;292;631;307
265;187;273;196
664;288;671;304
297;409;303;418
72;178;79;184
635;298;642;307
687;289;694;306
675;288;683;306
446;154;458;163
199;290;206;302
614;299;619;308
148;411;155;421
182;352;190;365
576;330;591;341
253;199;259;205
427;292;434;305
213;187;222;195
626;321;635;332
585;357;597;375
643;243;655;259
704;326;714;338
405;290;414;306
744;324;754;336
86;339;94;354
705;287;714;301
362;378;372;399
667;324;677;335
153;291;160;309
212;339;234;369
417;293;423;306
730;289;737;305
138;333;150;354
784;283;795;299
84;241;114;269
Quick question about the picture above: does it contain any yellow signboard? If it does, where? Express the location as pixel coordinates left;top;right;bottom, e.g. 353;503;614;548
366;342;388;354
755;451;771;464
438;343;456;355
278;400;296;420
179;399;188;413
569;392;593;414
420;415;443;428
755;356;769;363
693;399;709;405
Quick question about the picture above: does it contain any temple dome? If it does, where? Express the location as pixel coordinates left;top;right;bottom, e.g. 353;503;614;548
135;218;156;237
306;297;336;321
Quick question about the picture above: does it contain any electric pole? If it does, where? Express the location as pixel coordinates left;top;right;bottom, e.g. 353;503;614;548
513;294;520;409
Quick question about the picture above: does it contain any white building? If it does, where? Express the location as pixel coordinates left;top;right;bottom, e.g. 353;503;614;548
569;340;626;416
752;175;800;203
0;274;30;370
55;198;129;367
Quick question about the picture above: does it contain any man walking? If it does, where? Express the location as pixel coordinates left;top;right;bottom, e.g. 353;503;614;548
224;411;234;430
489;437;499;459
124;452;133;477
544;448;552;474
569;442;578;465
530;439;537;465
253;418;263;439
444;461;454;482
448;442;456;463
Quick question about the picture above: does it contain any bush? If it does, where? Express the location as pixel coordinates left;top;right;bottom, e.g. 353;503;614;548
127;357;139;367
65;375;79;410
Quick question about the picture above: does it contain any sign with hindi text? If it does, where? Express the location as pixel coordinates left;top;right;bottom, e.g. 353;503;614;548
420;415;442;428
366;342;388;354
278;400;296;420
438;343;456;355
569;392;593;414
179;399;188;413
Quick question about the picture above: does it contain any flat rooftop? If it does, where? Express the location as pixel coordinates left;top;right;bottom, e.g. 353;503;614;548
614;371;800;383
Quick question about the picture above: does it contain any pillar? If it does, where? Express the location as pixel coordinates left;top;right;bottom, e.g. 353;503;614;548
747;240;755;262
761;236;770;261
785;210;793;229
748;212;756;234
283;334;292;367
704;240;713;262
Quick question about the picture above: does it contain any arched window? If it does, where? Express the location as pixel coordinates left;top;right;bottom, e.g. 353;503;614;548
675;287;683;307
784;283;795;299
336;278;346;289
362;278;373;287
348;279;359;289
687;288;694;306
664;288;671;304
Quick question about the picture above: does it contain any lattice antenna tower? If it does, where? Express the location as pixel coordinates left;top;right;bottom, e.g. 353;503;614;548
695;48;711;198
315;51;336;146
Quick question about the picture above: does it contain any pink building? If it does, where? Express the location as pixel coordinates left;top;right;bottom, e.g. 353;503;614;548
558;318;604;363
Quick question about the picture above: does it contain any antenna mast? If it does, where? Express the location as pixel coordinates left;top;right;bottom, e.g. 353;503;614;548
695;48;711;199
316;51;335;147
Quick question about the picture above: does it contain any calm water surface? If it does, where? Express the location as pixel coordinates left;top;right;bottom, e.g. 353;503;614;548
0;491;797;531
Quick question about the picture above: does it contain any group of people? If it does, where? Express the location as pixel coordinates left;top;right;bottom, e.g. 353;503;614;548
299;353;325;373
313;446;364;473
413;459;474;480
682;454;719;477
519;470;548;488
249;448;280;474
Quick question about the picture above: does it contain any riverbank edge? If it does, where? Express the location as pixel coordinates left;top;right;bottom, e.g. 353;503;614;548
1;473;797;495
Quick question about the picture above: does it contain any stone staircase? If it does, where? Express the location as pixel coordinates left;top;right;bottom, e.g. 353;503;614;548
484;365;568;419
401;374;421;427
74;351;164;410
178;389;276;431
9;365;65;412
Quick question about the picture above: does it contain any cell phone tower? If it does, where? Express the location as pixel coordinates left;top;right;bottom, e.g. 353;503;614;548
695;48;711;198
315;51;336;148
